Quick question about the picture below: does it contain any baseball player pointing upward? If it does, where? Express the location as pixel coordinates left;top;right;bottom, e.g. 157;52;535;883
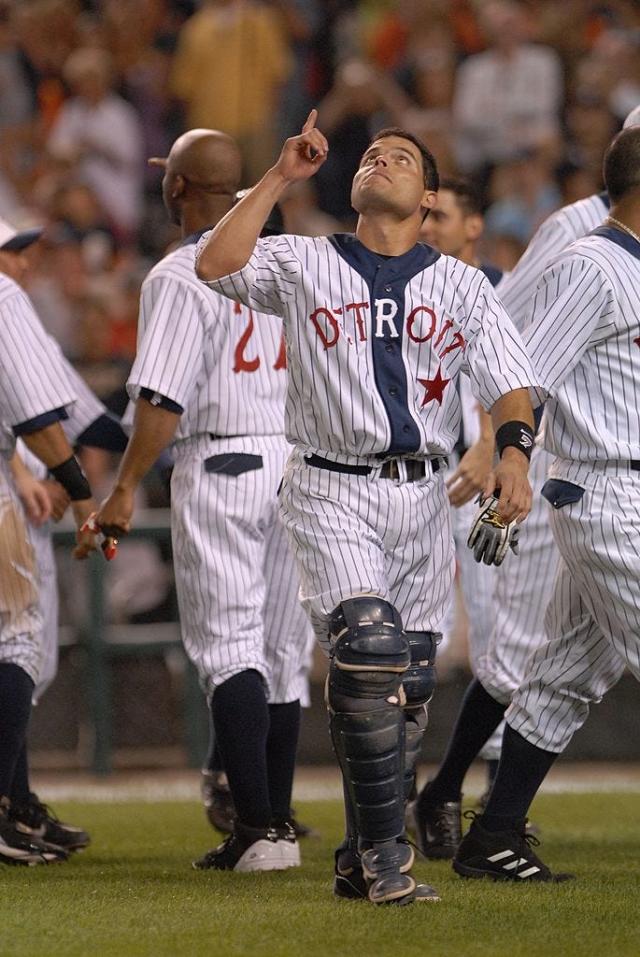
196;111;539;905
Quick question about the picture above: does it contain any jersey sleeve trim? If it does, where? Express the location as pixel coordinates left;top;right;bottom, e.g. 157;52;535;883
13;407;69;435
139;388;184;415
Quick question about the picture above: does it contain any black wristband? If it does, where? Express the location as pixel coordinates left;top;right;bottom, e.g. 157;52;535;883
50;456;92;501
495;421;535;461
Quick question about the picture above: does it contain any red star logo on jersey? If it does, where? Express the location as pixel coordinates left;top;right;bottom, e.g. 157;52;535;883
418;365;451;406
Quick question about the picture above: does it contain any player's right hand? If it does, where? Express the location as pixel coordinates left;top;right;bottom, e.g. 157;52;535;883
95;486;134;539
274;109;328;183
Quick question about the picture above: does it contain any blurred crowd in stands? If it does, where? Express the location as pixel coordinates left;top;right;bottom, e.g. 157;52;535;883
1;0;639;407
1;0;638;641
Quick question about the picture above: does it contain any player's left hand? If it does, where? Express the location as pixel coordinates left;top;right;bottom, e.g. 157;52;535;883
484;447;532;524
446;436;495;508
41;480;70;522
16;475;52;527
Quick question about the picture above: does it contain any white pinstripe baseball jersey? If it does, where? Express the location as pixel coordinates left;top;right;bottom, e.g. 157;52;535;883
497;193;609;331
475;193;615;717
523;227;640;475
506;225;640;752
199;234;538;460
129;236;287;440
129;233;311;699
0;274;76;431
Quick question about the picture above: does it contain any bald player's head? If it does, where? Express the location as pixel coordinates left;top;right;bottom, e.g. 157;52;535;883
603;127;640;203
151;129;242;225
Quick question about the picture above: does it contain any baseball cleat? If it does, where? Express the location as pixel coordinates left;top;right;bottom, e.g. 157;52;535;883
201;770;316;838
0;799;68;865
202;769;235;834
360;841;417;905
412;792;462;859
9;793;90;852
453;813;574;882
193;821;300;872
334;838;440;902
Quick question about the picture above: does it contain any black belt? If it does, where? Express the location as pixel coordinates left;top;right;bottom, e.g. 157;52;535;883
632;461;640;471
305;453;442;481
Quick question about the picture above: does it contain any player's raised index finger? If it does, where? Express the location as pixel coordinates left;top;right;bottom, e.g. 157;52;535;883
301;109;318;134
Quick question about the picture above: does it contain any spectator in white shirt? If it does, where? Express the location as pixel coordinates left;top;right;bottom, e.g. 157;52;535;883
453;0;563;175
48;48;144;243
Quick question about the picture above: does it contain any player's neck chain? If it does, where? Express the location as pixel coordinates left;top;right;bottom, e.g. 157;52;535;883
606;216;640;245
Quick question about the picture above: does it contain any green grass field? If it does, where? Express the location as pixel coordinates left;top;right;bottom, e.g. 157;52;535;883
2;794;639;957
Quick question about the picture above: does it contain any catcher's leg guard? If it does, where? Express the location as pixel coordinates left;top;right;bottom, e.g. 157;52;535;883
402;632;439;802
327;596;410;845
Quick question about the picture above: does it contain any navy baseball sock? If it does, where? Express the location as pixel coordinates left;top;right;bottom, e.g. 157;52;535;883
9;742;31;807
418;678;506;807
480;724;558;832
204;712;224;774
0;663;34;799
485;758;500;789
211;670;271;830
266;701;301;825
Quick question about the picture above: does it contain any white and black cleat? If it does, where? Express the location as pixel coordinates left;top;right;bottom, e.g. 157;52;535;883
193;821;300;872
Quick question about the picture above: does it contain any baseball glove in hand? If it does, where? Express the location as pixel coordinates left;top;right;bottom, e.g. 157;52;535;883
467;494;520;566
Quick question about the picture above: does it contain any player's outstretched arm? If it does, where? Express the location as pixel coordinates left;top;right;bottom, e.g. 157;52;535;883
486;388;535;524
196;109;328;282
95;398;180;538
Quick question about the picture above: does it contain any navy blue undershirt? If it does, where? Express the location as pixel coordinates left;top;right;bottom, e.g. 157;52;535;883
329;233;440;455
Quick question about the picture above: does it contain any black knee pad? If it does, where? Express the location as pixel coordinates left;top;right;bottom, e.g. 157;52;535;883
326;597;410;843
328;596;410;710
402;631;439;707
401;632;440;801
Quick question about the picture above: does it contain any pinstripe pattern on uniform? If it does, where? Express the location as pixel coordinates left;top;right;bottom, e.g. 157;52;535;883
476;446;560;703
524;236;640;468
507;474;637;751
199;234;539;462
0;457;43;683
278;446;455;652
131;239;311;701
471;196;619;732
504;230;640;751
171;434;310;700
497;194;609;331
0;275;76;426
129;242;286;441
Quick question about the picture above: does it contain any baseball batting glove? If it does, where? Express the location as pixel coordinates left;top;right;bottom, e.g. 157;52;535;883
467;494;520;567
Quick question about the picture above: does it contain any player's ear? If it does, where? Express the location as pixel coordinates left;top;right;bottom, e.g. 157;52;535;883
465;213;483;244
420;189;438;218
172;174;187;200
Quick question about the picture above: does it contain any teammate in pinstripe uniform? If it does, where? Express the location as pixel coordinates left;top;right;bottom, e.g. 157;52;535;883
3;353;128;856
0;218;101;864
418;178;506;808
413;105;640;859
96;129;313;873
452;125;640;882
195;113;539;904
